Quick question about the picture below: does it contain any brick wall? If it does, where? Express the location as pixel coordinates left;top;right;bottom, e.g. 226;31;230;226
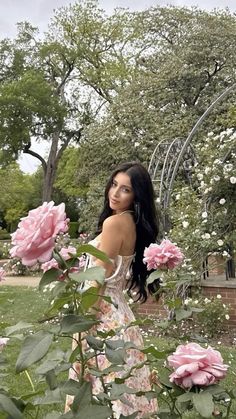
137;282;236;327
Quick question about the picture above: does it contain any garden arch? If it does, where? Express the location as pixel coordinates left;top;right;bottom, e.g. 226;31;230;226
148;84;236;278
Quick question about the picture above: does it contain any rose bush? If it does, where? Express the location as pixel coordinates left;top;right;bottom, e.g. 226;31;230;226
10;201;68;266
168;342;228;389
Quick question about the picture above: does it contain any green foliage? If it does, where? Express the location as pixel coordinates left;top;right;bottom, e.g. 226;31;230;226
0;162;41;230
68;222;79;239
0;230;10;240
190;296;231;338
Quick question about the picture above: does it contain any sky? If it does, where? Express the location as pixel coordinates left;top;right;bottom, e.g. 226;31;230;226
0;0;235;173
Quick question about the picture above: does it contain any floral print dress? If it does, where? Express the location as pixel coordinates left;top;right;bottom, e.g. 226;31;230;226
66;238;158;418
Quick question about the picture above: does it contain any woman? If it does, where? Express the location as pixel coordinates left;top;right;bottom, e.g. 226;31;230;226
66;161;160;417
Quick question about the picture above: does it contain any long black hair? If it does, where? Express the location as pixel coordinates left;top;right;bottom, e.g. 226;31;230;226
97;161;161;302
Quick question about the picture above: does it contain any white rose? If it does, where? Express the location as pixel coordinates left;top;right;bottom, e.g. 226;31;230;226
182;221;189;228
202;211;208;218
219;198;226;205
216;294;222;299
222;251;230;257
175;194;180;200
211;231;217;236
214;175;220;181
217;239;224;246
205;233;211;239
230;176;236;184
225;314;230;320
197;173;204;180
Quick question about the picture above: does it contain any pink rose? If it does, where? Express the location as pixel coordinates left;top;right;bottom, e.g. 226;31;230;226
10;201;69;266
168;342;228;389
143;239;184;271
41;258;59;273
0;337;9;350
0;267;6;282
59;246;76;260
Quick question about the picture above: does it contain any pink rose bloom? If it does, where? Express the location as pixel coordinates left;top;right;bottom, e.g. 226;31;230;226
41;258;59;273
143;239;184;271
168;342;228;389
10;201;69;266
0;267;6;282
0;337;9;350
59;246;76;260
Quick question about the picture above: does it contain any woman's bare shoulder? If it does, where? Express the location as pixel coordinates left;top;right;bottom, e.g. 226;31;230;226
102;214;124;230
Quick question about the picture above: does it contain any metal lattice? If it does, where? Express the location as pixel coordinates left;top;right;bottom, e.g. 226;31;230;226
148;84;236;279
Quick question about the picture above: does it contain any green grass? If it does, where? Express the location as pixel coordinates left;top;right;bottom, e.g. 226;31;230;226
0;286;68;418
1;286;236;418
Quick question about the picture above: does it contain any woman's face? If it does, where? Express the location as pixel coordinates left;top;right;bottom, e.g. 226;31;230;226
108;172;135;214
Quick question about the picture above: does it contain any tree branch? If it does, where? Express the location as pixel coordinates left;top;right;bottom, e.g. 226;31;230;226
23;144;47;173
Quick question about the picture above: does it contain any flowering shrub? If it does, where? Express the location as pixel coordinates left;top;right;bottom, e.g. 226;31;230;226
188;295;231;338
0;202;235;418
1;201;164;418
169;128;236;278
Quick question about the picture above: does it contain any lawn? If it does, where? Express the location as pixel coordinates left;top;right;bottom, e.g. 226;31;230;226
0;285;236;418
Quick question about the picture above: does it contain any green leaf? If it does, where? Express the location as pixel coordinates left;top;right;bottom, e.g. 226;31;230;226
106;339;124;350
81;287;100;310
39;268;61;290
142;346;168;359
69;404;112;419
86;335;104;351
69;266;105;286
192;392;214;418
33;388;63;405
110;383;136;398
71;381;92;412
158;411;179;418
76;244;110;263
105;346;126;364
46;370;58;390
47;293;71;314
0;394;23;418
146;270;162;285
5;321;33;336
16;331;53;373
61;379;81;396
175;308;193;321
60;314;98;334
177;392;193;403
36;359;58;375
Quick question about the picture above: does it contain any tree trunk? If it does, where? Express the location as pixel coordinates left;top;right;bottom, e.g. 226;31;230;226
42;133;60;202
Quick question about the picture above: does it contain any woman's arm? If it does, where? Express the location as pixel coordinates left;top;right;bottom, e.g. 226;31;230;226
95;215;123;277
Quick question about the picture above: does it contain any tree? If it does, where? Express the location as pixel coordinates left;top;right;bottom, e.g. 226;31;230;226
0;163;41;230
0;0;143;201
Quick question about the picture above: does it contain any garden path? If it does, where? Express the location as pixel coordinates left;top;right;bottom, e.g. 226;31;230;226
0;275;40;287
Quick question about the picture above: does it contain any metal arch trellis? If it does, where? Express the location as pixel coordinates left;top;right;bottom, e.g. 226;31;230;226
148;83;236;224
148;137;196;212
148;83;236;278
